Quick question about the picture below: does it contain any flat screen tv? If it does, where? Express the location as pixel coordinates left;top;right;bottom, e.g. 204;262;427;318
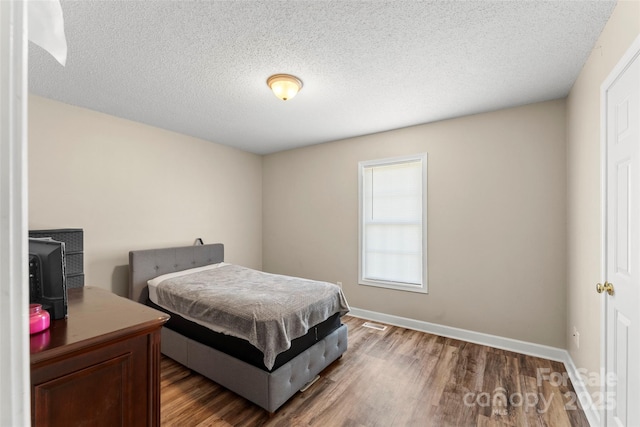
29;238;68;320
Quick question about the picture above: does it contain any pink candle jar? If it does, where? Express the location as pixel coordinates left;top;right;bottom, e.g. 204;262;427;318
29;304;50;334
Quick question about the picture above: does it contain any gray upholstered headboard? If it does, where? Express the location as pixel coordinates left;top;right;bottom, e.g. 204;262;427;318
128;243;224;303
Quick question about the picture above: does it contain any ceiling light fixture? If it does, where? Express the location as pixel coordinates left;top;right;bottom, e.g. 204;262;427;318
267;74;303;101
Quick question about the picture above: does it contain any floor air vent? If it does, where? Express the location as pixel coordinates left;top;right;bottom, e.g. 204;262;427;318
363;322;387;331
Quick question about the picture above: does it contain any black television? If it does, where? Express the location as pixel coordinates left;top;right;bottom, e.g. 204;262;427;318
29;238;68;320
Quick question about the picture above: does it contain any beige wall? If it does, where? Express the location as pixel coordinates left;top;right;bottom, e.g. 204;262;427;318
263;99;567;348
29;95;262;296
566;0;640;395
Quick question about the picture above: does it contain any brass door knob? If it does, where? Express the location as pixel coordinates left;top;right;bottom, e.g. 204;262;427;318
596;282;614;296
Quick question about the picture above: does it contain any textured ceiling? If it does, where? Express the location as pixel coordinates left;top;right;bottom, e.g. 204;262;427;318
29;0;616;154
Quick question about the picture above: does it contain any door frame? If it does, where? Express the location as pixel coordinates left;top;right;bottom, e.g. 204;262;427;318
0;1;29;425
600;33;640;427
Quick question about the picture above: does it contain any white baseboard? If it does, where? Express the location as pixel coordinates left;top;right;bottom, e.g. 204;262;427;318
561;353;601;427
348;307;600;426
349;307;567;360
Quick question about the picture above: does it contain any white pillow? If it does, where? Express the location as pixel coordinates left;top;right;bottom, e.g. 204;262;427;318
147;262;228;303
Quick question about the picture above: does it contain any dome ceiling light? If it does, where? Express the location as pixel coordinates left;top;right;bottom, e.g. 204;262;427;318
267;74;303;101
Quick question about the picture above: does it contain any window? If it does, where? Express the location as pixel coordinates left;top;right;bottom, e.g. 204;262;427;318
358;154;427;293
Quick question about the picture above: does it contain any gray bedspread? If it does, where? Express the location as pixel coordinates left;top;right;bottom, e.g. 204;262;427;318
154;264;350;369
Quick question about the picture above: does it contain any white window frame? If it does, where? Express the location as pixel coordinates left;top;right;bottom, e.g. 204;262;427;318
358;153;428;294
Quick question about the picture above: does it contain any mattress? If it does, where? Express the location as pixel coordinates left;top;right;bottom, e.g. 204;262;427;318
147;299;341;372
147;263;349;369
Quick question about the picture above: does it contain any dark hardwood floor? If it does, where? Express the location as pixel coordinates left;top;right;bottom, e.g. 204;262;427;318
160;316;589;426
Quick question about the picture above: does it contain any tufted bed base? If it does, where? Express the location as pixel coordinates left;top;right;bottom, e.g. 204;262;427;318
162;324;347;412
128;243;348;413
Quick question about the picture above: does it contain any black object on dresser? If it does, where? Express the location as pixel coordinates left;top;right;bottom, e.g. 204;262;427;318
29;228;84;288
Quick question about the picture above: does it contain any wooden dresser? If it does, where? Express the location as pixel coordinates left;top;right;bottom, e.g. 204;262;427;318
30;287;169;426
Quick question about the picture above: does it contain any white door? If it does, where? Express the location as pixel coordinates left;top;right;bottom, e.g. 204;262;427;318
601;38;640;427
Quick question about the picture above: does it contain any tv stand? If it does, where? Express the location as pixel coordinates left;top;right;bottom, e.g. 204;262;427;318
30;287;169;426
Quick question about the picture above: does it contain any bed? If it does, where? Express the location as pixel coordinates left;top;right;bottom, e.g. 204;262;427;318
128;243;349;412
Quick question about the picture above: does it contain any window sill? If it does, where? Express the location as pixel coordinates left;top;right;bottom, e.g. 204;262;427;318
359;279;428;294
